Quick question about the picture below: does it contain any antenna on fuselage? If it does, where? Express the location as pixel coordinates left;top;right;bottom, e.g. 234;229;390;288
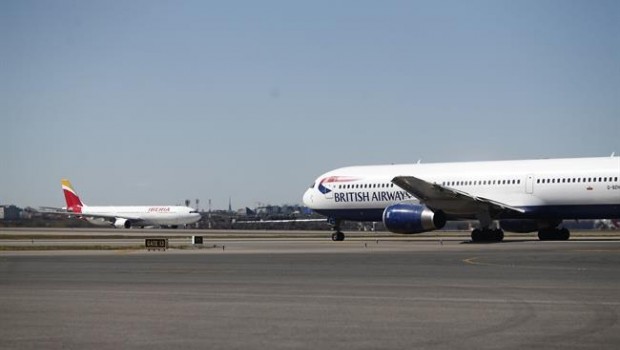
417;159;422;164
611;152;616;157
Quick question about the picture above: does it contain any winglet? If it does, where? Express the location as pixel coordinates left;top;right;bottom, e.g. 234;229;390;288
61;179;84;212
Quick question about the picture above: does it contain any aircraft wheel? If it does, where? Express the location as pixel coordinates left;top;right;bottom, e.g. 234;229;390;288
560;228;570;241
494;229;504;242
538;229;552;241
471;229;482;242
332;231;345;241
538;230;546;241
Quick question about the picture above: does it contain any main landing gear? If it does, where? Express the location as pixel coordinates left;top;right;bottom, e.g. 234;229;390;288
471;228;504;243
329;218;345;241
538;228;570;241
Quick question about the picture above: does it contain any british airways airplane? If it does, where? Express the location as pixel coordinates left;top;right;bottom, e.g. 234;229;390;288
302;156;620;242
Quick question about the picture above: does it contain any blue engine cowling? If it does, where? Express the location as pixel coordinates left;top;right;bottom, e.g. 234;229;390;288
382;203;446;234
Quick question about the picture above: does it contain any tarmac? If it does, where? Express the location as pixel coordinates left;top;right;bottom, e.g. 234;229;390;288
1;228;620;349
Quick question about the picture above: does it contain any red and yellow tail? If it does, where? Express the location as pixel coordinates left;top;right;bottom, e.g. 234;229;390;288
61;179;84;213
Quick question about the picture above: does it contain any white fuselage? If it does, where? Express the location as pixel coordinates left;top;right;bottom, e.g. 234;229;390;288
303;157;620;222
78;206;201;226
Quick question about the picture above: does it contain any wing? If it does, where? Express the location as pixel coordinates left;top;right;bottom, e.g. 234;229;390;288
391;176;525;216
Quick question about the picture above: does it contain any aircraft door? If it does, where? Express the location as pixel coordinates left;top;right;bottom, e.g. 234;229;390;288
526;174;535;194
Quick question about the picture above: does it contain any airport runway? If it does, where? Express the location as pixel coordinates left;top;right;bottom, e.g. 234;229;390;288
1;232;620;349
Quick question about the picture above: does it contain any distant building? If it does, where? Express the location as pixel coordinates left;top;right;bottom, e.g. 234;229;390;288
0;205;22;220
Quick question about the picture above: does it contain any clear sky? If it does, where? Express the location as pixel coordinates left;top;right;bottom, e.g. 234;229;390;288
1;0;619;210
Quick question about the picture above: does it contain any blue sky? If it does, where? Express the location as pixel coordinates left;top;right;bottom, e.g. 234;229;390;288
1;0;618;209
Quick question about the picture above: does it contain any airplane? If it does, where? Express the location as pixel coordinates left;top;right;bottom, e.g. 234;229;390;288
51;179;201;228
302;156;620;242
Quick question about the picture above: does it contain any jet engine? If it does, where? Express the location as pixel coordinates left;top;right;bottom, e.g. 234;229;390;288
114;218;132;229
382;203;446;234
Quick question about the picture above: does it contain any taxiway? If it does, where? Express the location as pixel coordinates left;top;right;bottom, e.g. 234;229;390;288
1;230;620;349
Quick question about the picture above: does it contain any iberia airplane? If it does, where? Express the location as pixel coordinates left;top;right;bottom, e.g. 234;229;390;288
302;156;620;242
56;179;201;228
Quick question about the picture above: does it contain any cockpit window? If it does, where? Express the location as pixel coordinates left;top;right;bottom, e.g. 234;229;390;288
190;211;198;214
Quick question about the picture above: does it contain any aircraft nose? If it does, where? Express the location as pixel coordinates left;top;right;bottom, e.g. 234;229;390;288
303;188;313;207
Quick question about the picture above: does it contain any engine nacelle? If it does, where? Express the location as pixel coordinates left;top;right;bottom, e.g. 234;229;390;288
499;219;539;233
114;218;132;229
382;203;446;234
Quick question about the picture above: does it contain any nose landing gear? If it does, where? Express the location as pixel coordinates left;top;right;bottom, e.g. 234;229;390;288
329;218;345;241
331;231;345;241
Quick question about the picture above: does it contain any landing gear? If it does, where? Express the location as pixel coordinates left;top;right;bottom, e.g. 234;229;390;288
329;218;345;241
538;227;570;241
331;231;345;241
471;228;504;243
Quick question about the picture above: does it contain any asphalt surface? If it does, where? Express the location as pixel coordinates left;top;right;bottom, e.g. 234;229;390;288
1;238;620;349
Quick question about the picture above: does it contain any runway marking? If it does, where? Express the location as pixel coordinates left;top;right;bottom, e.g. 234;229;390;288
463;257;484;266
461;256;613;271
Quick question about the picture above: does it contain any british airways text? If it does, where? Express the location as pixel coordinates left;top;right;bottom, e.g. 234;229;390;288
334;191;413;203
